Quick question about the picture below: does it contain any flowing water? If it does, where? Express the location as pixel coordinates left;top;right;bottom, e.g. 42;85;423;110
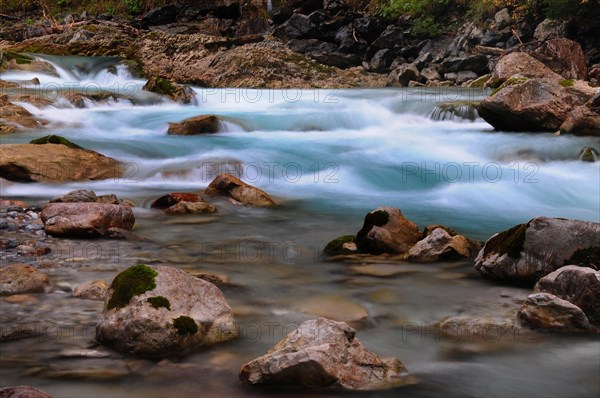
1;55;599;397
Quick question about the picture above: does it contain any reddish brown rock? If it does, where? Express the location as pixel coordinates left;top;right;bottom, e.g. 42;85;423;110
40;203;135;238
164;201;217;215
167;115;222;135
490;52;561;86
530;38;587;80
0;264;50;296
205;174;276;207
151;193;202;209
355;207;421;254
0;386;53;398
518;292;591;332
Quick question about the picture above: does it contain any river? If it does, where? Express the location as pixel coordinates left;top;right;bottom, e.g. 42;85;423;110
1;55;599;397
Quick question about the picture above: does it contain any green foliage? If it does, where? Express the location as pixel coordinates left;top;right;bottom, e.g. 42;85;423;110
173;316;198;336
107;265;158;310
123;0;143;14
147;296;171;310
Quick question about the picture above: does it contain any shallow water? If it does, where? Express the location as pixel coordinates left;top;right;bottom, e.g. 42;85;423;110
1;55;599;397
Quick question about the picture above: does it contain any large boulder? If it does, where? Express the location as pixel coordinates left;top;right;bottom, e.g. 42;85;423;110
0;263;50;296
530;38;587;80
0;95;47;134
355;207;421;255
534;266;600;324
477;79;594;132
167;115;223;135
96;265;236;357
40;203;135;238
205;173;276;207
490;52;562;86
239;317;408;390
274;13;318;41
517;292;591;332
560;92;600;136
0;143;121;183
406;227;476;263
0;386;53;398
474;217;600;284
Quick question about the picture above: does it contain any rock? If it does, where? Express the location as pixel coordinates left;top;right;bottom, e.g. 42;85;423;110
355;207;421;255
371;25;404;50
439;55;489;75
533;18;566;42
490;52;562;86
73;280;109;300
96;265;236;357
205;173;276;207
578;147;599;162
335;25;367;54
135;31;385;88
518;292;591;332
151;193;202;209
167;115;223;135
369;49;394;73
0;143;121;183
406;228;473;263
0;263;50;296
494;8;511;30
387;64;421;87
50;190;97;203
474;217;600;284
274;14;318;40
140;5;178;28
239;318;408;390
143;77;195;104
412;51;432;71
435;316;526;341
534;265;600;324
531;38;588;80
421;66;441;82
0;386;53;398
323;235;355;256
477;79;594;132
40;203;135;238
480;30;510;47
164;201;217;215
560;93;600;136
353;15;385;42
0;95;47;133
444;71;478;84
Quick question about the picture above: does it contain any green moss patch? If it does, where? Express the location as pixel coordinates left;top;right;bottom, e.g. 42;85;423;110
107;265;158;310
483;222;528;259
30;135;83;149
147;296;171;310
559;79;574;87
564;247;600;267
324;235;355;256
151;77;177;96
173;316;198;336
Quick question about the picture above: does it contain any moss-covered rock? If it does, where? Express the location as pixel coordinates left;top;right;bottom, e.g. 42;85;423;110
324;235;356;256
147;296;171;310
29;135;83;149
97;265;236;357
107;265;158;310
475;217;600;285
173;316;199;336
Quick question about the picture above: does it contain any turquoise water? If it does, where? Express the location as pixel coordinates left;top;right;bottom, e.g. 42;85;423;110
1;55;599;397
